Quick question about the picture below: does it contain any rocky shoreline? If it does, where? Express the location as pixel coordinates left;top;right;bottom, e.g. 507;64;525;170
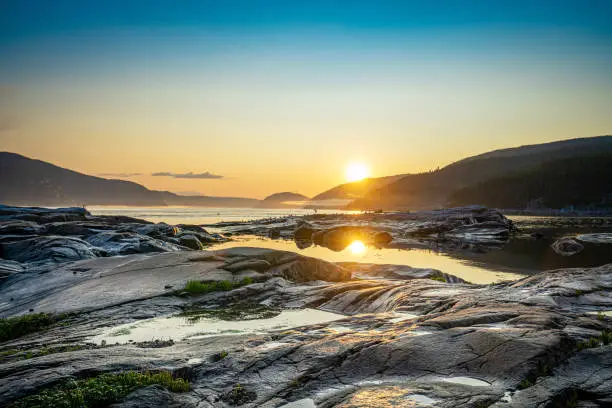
207;206;517;253
1;205;611;407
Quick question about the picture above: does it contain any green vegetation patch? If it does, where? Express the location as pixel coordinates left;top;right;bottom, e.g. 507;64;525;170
180;277;253;295
109;327;132;337
221;384;257;406
0;313;70;343
10;370;189;408
429;275;446;283
576;330;612;351
180;303;281;323
517;361;552;390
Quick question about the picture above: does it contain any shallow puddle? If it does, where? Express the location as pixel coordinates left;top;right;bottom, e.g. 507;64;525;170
405;394;437;405
441;376;491;387
587;310;612;317
211;237;525;284
91;308;345;344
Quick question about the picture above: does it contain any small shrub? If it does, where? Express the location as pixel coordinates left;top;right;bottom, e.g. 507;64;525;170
10;370;189;408
110;328;131;337
222;383;257;406
0;313;69;343
212;350;229;362
430;276;446;283
601;330;611;345
518;378;532;389
597;312;605;321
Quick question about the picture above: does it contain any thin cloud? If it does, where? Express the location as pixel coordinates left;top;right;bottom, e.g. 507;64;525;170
152;171;223;179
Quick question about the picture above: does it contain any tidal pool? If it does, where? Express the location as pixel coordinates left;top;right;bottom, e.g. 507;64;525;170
211;215;612;284
211;237;526;284
90;308;345;345
441;376;491;387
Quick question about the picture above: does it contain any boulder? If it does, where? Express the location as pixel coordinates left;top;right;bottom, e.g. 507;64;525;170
372;231;393;245
293;222;316;241
178;234;204;250
0;236;103;264
132;223;178;239
551;237;584;256
176;224;209;234
177;230;221;244
86;231;184;255
0;220;45;235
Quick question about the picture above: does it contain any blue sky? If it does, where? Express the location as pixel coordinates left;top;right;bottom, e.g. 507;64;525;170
2;0;612;35
1;1;611;197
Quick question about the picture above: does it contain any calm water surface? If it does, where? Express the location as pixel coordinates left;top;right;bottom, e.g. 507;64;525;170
89;207;612;284
88;206;355;224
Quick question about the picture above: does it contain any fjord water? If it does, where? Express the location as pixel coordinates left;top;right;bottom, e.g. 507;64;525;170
88;206;356;225
90;207;612;284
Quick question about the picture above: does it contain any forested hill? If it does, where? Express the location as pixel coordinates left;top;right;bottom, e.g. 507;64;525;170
447;154;612;209
346;135;612;210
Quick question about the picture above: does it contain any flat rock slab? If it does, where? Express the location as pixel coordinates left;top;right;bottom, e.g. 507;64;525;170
0;248;352;317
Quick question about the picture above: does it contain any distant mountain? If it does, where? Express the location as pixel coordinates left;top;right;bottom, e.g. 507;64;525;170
0;152;259;207
312;174;408;201
263;192;309;202
256;192;310;209
346;135;612;210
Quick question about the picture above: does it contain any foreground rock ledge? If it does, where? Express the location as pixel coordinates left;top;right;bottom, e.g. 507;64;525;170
0;245;611;407
0;205;611;407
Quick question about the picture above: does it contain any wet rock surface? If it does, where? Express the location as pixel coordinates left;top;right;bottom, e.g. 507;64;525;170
551;237;585;256
0;205;227;267
206;206;517;253
1;205;611;407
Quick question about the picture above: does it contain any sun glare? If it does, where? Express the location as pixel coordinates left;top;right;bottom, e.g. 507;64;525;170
347;240;367;255
345;162;370;182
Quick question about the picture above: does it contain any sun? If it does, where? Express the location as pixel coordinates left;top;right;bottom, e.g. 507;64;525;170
347;240;367;255
345;162;370;182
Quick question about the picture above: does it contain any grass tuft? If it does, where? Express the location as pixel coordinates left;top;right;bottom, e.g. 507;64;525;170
182;277;253;295
10;370;189;408
429;275;446;283
576;330;611;351
0;313;69;343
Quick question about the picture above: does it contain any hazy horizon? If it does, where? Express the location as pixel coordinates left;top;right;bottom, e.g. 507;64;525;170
1;1;612;199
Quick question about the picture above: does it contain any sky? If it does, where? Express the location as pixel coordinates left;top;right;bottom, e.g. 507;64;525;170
1;0;611;199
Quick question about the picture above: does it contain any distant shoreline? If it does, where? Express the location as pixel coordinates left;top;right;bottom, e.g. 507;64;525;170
501;208;612;217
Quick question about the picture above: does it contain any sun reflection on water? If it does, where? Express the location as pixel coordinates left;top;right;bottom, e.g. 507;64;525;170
348;240;367;255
